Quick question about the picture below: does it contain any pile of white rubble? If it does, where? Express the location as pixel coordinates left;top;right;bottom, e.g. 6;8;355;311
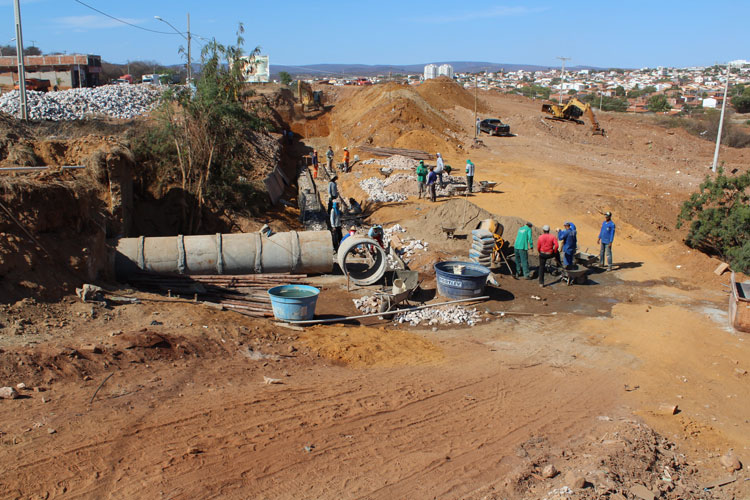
0;84;163;121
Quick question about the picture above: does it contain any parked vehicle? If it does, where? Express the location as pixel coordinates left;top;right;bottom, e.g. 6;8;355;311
114;74;134;85
479;118;511;136
14;78;50;92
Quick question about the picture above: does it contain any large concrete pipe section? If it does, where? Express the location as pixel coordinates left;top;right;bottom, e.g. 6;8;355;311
112;231;333;280
336;236;387;286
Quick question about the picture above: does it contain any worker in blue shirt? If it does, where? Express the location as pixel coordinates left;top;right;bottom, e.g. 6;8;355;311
598;211;616;271
557;222;577;269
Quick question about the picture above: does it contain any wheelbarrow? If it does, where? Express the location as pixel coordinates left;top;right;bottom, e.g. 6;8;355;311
376;270;420;313
560;265;588;285
441;226;457;239
478;181;498;192
574;251;598;267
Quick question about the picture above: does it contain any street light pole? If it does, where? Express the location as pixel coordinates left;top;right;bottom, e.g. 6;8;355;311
155;14;191;83
711;63;732;173
186;13;191;83
13;0;28;120
557;56;571;104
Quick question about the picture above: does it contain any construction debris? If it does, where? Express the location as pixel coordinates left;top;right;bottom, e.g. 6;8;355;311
126;272;309;318
357;146;434;160
0;84;163;121
394;304;481;326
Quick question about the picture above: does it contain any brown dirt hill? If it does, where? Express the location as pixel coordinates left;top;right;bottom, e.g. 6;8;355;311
327;82;465;155
415;76;490;113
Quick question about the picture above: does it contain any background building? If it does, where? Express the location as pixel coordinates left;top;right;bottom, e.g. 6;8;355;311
241;55;270;83
0;54;101;90
423;64;438;80
438;64;454;79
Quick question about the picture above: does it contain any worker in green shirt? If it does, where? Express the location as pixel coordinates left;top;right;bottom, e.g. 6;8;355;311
416;160;428;199
514;222;534;279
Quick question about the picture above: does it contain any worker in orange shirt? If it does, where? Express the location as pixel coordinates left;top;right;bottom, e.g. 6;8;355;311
343;147;350;172
311;150;319;179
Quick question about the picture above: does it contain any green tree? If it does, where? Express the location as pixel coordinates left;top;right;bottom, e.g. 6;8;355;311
647;94;671;112
278;71;292;85
138;23;268;233
731;87;750;113
614;85;625;97
677;169;750;272
642;85;657;94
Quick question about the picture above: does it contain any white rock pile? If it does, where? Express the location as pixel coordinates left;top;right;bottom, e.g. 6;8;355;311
361;154;418;170
359;174;410;202
0;84;163;121
352;295;381;314
394;305;481;326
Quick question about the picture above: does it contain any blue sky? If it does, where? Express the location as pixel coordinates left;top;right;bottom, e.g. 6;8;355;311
2;0;748;69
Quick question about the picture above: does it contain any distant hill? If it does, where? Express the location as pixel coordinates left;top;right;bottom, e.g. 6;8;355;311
270;61;604;78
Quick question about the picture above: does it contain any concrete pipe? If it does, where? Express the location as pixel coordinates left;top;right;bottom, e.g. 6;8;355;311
112;231;334;280
336;236;387;286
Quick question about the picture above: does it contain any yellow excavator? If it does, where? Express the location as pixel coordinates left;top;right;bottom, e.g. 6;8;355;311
541;98;606;136
297;81;323;111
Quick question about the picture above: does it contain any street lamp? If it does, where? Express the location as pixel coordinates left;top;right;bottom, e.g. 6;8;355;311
155;14;191;83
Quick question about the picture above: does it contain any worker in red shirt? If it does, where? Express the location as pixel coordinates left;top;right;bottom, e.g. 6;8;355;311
343;147;350;172
537;225;562;287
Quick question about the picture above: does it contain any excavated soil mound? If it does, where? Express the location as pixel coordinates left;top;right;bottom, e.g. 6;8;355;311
301;325;443;368
328;82;462;154
416;198;542;244
415;76;489;113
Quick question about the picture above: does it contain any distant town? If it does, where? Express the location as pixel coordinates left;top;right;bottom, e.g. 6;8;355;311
2;49;749;115
302;60;750;114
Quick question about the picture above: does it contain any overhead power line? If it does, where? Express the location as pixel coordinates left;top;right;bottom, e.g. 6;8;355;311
72;0;180;35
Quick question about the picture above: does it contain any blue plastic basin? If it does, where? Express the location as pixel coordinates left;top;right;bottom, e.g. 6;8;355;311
267;285;320;321
434;261;491;299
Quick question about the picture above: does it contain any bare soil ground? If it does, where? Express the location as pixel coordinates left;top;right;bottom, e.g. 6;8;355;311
1;83;749;499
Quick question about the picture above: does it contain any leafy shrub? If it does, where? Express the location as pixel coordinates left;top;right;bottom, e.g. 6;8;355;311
677;169;750;272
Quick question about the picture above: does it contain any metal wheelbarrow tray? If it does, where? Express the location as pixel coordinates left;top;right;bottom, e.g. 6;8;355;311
561;266;588;285
376;270;420;312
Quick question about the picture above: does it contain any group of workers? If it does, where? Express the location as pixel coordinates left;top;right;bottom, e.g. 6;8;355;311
513;212;616;287
311;146;350;180
415;153;478;201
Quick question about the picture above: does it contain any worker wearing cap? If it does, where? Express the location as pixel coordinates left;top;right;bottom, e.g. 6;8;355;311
598;211;616;271
343;147;350;172
514;222;534;279
416;160;428;199
465;160;475;193
341;225;357;243
557;222;577;269
427;166;438;202
327;175;340;219
537;225;562;287
435;153;445;188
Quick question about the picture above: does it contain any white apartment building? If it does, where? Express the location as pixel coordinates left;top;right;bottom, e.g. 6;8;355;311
424;64;438;80
438;64;454;78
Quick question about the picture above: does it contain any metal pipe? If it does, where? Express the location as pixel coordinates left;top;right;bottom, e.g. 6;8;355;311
112;231;333;280
0;166;85;172
285;296;490;325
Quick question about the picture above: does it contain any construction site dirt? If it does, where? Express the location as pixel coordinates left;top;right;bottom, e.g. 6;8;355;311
1;78;749;499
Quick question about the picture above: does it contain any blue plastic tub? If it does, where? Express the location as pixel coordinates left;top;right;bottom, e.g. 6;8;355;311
434;261;491;299
267;285;320;321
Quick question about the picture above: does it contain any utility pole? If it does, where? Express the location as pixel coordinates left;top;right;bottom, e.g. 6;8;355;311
186;13;192;83
474;74;478;139
711;63;732;173
557;56;571;104
13;0;28;120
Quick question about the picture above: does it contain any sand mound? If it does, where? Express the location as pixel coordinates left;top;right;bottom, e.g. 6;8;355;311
415;76;489;113
301;325;443;368
416;198;541;243
328;82;462;154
